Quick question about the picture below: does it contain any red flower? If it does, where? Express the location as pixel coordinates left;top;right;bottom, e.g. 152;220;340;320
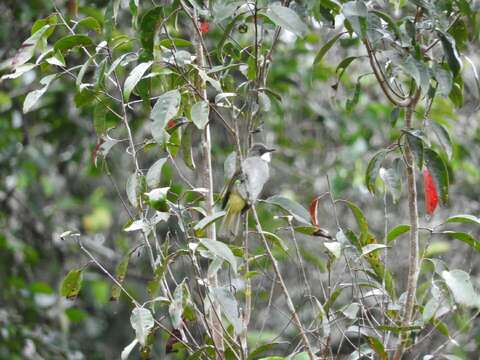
199;20;209;33
423;168;439;216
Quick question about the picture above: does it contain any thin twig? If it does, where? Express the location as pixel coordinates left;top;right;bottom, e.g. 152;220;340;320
251;205;316;360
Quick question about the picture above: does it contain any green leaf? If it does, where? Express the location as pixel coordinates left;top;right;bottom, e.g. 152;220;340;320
437;30;462;76
314;32;344;65
370;10;400;38
190;100;210;130
123;61;153;101
146;157;168;188
441;269;480;307
265;195;311;224
145;187;169;212
405;132;424;169
346;79;361;112
365;150;387;194
442;231;480;253
121;339;139;360
1;64;37;81
449;78;463;108
444;214;480;225
169;281;186;329
292;352;309;360
342;1;368;39
263;231;289;252
211;287;242;335
387;224;411;243
337;200;368;246
126;173;140;208
200;238;237;271
366;336;388;360
130;307;154;346
324;241;342;259
31;14;57;35
401;56;430;92
60;268;84;299
264;3;308;37
151;90;181;128
194;212;227;235
379;165;402;203
181;124;196;170
247;343;282;360
140;6;163;58
77;17;102;33
93;102;118;135
335;56;357;82
158;38;192;48
429;121;453;159
12;25;52;67
424;148;449;205
23;74;57;113
361;244;388;257
111;252;131;301
75;56;94;88
54;35;93;52
434;65;453;97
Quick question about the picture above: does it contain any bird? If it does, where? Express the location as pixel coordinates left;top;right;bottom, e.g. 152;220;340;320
220;143;275;238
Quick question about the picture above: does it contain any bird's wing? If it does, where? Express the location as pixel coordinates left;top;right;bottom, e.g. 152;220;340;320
242;157;270;203
221;170;242;209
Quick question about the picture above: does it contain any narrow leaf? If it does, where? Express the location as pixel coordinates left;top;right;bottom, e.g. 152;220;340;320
442;231;480;253
123;61;153;101
437;31;462;76
365;150;387;194
60;268;84;299
387;224;411;243
54;35;93;52
265;3;308;36
190;100;210;130
265;195;311;224
151;90;181;128
194;211;227;235
121;339;139;360
130;307;155;346
200;238;237;271
441;270;480;307
314;32;344;65
444;214;480;225
146;157;167;188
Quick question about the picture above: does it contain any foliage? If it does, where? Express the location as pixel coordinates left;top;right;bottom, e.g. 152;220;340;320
1;0;480;359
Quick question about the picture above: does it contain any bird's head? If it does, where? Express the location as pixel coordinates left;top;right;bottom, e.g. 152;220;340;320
248;143;275;162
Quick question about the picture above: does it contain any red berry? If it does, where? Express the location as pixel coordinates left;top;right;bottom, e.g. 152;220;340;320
423;168;439;216
167;119;176;129
199;21;209;33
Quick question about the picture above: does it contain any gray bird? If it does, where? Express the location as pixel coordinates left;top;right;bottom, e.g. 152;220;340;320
220;143;275;238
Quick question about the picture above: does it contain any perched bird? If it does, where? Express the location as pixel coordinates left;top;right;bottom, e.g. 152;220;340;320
220;143;275;238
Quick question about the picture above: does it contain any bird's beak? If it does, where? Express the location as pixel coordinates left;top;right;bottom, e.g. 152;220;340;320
266;148;276;153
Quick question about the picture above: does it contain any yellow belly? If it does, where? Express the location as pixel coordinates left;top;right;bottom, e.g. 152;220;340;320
227;192;246;213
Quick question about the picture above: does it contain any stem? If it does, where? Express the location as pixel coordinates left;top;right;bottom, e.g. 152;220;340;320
392;102;420;360
251;205;316;360
364;40;411;107
191;7;225;358
241;212;252;357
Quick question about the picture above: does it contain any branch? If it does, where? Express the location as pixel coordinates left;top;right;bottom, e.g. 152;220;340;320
364;40;412;107
392;97;420;360
190;5;225;358
251;205;316;360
